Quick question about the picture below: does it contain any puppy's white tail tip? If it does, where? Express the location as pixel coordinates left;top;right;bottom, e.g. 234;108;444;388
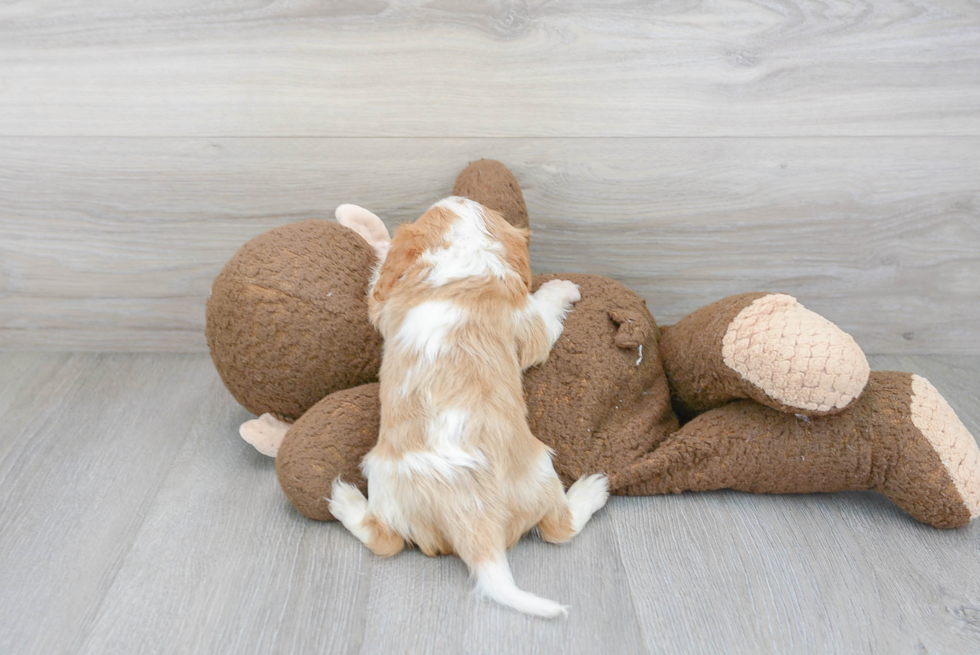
473;556;568;619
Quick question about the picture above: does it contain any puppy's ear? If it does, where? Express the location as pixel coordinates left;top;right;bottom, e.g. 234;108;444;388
336;204;391;260
373;224;423;302
500;224;532;291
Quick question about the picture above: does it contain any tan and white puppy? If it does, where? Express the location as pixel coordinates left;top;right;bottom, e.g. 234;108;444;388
330;197;609;618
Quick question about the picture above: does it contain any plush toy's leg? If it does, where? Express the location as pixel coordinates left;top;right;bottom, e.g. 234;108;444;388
276;383;380;521
660;293;870;419
610;371;979;529
239;413;292;457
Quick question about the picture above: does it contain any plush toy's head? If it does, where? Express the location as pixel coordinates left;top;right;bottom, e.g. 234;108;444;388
206;219;383;420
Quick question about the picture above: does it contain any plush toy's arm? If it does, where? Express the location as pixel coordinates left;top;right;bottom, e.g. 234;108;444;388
660;292;871;420
240;413;291;457
610;371;980;529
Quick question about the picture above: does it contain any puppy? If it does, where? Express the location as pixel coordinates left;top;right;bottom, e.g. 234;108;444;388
330;197;609;618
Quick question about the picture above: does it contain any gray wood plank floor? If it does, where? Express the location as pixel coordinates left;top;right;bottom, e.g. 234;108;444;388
1;352;978;654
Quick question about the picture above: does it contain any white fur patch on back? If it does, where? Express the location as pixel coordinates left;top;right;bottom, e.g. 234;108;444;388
428;409;475;460
364;448;485;484
362;409;485;482
407;409;486;478
393;300;465;361
422;197;509;286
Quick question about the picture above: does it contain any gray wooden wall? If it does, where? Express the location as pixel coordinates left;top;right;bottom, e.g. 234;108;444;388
1;0;978;354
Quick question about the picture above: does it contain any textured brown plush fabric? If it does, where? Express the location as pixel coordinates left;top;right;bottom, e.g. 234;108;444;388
661;292;850;419
206;220;383;420
452;159;530;230
525;273;679;486
276;383;380;521
614;371;972;528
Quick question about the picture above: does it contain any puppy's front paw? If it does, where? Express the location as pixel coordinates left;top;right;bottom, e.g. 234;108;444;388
539;279;582;308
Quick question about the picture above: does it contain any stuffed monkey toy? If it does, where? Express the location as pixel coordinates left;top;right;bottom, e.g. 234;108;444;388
206;160;980;529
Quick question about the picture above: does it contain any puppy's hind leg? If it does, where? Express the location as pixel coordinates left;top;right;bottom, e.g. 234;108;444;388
329;480;405;557
538;474;610;544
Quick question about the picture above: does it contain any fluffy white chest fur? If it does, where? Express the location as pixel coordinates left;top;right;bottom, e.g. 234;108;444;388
329;197;609;618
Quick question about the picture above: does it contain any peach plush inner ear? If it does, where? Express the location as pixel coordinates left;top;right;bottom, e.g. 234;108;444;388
336;204;391;260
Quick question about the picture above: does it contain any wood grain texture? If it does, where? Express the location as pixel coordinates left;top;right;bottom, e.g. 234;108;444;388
0;353;978;654
0;0;978;137
0;353;214;655
2;137;977;353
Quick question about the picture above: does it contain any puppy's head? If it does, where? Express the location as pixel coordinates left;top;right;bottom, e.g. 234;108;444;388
372;197;530;303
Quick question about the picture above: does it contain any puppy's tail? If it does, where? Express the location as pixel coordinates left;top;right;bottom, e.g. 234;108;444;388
471;553;568;619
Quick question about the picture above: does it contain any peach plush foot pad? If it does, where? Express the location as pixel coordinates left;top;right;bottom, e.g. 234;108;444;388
661;292;871;418
910;375;980;519
722;294;871;413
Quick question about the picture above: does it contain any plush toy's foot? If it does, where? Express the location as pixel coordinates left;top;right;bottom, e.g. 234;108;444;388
884;374;980;525
612;371;980;529
661;292;870;418
240;413;292;457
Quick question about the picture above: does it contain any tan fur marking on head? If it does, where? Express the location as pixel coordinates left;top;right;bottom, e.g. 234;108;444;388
372;223;424;302
372;205;458;302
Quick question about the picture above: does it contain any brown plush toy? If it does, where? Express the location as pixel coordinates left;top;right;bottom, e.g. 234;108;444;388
206;160;980;529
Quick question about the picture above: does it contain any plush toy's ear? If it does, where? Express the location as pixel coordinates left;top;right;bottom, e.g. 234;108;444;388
335;204;391;260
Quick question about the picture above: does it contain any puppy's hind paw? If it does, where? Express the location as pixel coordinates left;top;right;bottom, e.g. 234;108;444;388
329;479;369;528
566;474;610;533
